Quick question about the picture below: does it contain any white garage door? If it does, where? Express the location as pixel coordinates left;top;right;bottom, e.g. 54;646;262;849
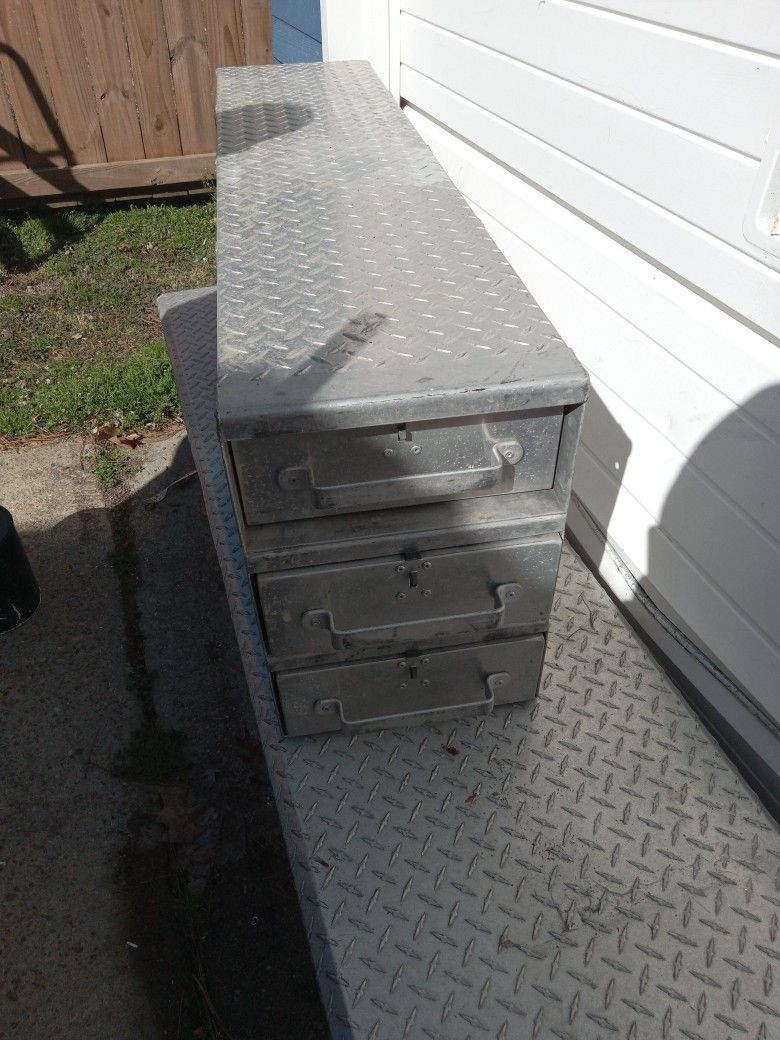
397;2;780;334
323;2;780;739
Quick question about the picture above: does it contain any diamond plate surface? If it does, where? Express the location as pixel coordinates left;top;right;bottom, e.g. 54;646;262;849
216;62;586;436
160;287;780;1040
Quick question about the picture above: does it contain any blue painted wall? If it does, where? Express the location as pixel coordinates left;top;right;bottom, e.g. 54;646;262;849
272;0;322;63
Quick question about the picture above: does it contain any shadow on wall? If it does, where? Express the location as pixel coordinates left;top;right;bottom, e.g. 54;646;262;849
576;386;633;544
576;384;780;813
649;383;780;662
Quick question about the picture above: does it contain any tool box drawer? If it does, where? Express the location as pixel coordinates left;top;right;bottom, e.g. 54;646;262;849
231;410;563;525
276;635;545;736
256;536;561;664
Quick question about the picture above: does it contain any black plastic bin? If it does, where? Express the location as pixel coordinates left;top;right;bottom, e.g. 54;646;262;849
0;506;39;633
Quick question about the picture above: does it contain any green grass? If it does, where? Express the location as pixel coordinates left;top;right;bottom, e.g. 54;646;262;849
0;199;215;440
0;341;179;438
0;208;102;270
91;443;134;490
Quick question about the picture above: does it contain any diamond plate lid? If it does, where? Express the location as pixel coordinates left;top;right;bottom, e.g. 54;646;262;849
216;62;587;437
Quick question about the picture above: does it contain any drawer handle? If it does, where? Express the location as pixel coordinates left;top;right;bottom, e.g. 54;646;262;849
302;583;522;649
277;440;523;510
313;671;509;730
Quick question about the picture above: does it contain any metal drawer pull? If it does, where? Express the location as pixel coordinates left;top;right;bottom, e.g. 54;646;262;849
302;583;523;649
313;671;509;730
277;440;523;510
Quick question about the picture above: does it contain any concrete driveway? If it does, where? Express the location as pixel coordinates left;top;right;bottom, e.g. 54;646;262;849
0;431;329;1039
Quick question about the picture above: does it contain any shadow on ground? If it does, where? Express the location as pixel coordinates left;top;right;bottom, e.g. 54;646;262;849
0;432;328;1040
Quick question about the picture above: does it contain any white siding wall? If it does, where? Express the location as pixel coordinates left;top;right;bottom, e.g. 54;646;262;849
323;1;780;726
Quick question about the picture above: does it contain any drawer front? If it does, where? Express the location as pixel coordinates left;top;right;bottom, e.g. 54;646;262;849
257;536;561;664
276;635;545;737
232;410;563;525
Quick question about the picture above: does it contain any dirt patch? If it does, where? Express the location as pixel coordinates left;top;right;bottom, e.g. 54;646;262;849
114;435;329;1039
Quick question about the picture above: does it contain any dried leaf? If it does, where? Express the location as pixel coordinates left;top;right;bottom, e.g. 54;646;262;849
119;431;144;448
93;422;118;442
154;788;199;844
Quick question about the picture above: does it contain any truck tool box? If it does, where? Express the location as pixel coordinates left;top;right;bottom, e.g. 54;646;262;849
159;284;780;1040
158;58;780;1040
215;61;587;734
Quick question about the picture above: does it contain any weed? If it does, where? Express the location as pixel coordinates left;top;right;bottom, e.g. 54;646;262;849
91;443;132;489
0;294;27;314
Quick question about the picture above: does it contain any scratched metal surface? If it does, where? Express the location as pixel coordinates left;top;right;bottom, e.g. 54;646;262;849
215;62;586;436
160;286;779;1040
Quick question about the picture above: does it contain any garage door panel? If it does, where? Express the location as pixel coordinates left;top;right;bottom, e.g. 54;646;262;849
573;0;780;55
406;108;780;439
401;17;758;259
403;71;780;338
402;1;780;159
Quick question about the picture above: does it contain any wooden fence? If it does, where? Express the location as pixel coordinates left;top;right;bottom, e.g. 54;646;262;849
0;0;272;202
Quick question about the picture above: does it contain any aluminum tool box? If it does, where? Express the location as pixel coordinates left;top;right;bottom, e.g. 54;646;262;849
215;61;588;734
159;286;780;1040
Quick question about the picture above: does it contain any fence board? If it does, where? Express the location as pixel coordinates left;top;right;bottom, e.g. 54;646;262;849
205;0;246;70
31;0;105;165
0;66;24;168
241;0;273;65
0;0;273;201
0;0;64;166
0;152;214;198
121;0;181;158
162;0;215;153
76;0;144;162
